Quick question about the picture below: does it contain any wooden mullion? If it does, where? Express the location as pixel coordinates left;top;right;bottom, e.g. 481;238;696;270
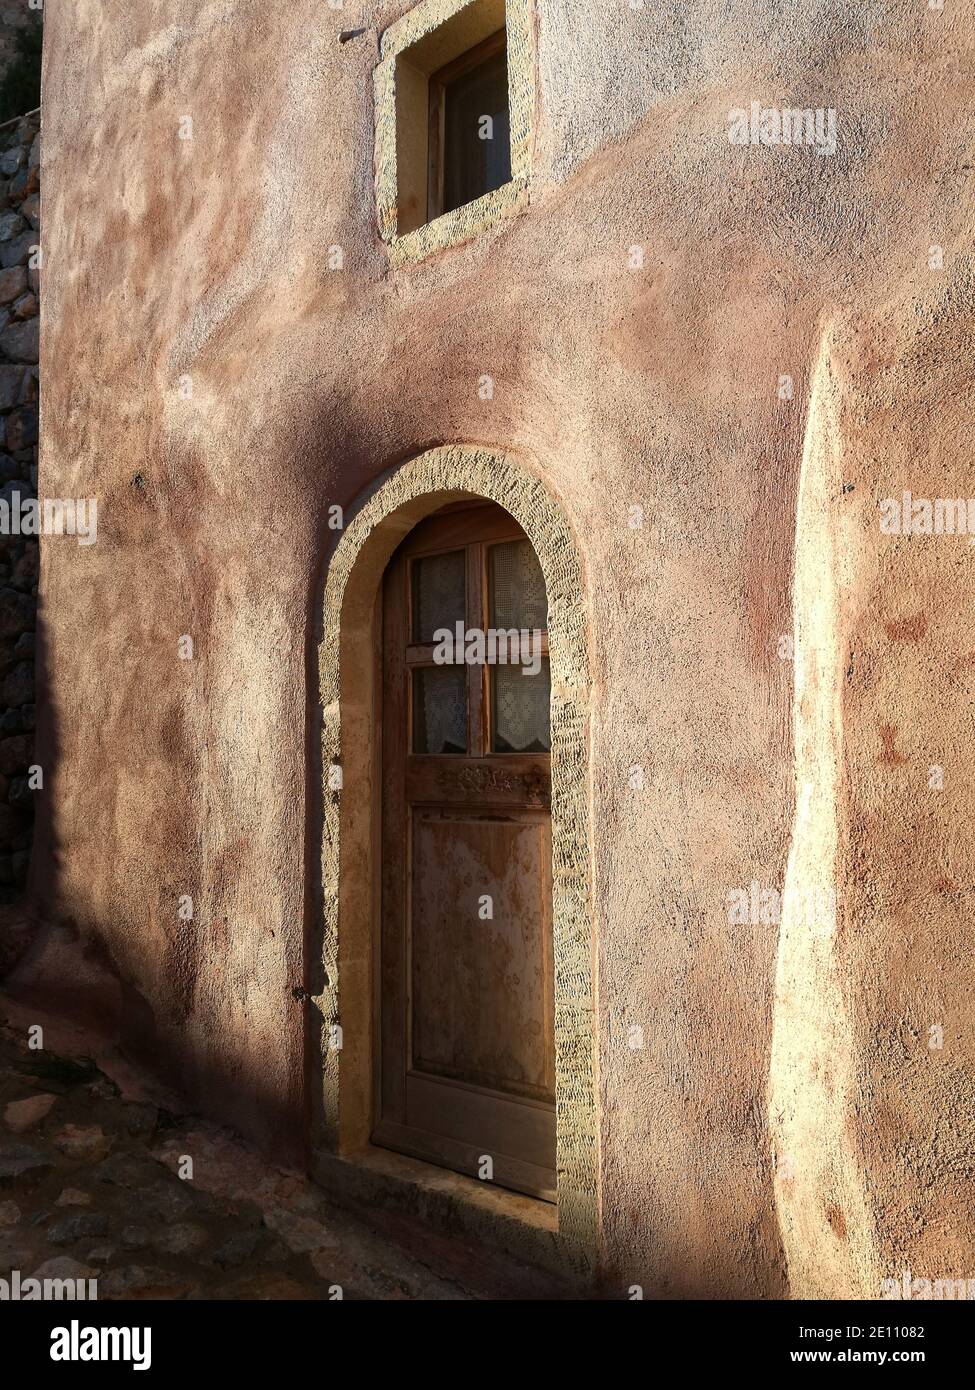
405;643;439;667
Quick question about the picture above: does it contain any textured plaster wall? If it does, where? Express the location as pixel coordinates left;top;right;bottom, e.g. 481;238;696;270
15;0;975;1294
771;296;975;1298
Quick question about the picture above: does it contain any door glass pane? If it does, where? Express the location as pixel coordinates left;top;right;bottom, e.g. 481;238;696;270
492;657;550;753
413;667;467;754
411;549;466;643
489;539;547;632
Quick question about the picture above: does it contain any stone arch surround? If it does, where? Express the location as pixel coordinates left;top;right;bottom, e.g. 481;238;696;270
314;445;598;1273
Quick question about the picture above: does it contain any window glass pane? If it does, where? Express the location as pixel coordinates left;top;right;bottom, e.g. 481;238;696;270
492;657;550;753
413;667;467;754
489;539;547;632
411;550;465;643
443;47;511;214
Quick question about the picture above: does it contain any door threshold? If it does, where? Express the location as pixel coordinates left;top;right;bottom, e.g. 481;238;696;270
371;1117;557;1202
311;1143;585;1285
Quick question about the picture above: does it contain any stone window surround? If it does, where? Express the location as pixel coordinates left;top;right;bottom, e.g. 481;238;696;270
313;445;597;1277
373;0;535;268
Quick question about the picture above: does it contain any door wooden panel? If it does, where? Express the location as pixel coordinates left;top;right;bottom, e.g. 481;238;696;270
411;811;554;1100
375;501;556;1201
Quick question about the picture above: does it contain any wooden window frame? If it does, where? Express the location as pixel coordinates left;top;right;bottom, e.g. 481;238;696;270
402;505;550;758
426;27;508;225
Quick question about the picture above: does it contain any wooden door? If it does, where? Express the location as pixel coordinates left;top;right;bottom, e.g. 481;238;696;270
374;501;556;1201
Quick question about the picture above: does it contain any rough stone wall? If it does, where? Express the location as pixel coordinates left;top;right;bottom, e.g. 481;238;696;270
0;107;38;904
19;0;975;1297
0;3;33;67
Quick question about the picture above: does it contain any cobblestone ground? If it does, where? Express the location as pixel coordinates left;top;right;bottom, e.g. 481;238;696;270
0;1006;558;1301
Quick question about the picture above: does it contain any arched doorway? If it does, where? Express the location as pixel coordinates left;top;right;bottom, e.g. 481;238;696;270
376;501;555;1199
314;446;597;1273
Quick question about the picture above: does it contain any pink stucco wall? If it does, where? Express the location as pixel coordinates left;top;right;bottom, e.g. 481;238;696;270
15;0;974;1295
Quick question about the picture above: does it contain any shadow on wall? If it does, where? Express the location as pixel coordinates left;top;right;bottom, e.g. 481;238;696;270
1;557;302;1156
3;572;303;1152
0;401;371;1167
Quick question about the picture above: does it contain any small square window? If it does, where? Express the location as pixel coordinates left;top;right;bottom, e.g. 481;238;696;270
374;0;534;264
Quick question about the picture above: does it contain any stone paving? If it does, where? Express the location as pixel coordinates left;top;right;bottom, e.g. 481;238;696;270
0;1007;558;1300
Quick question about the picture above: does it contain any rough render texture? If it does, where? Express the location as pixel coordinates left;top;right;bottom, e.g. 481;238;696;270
11;0;974;1294
770;299;975;1298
